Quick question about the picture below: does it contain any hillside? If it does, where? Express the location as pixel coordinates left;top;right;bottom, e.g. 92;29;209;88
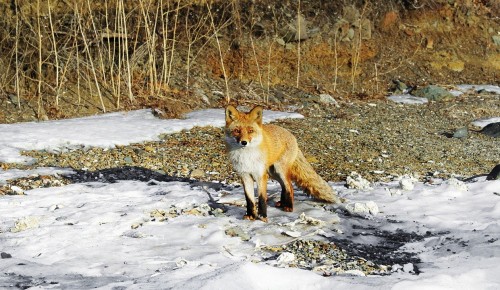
0;0;498;122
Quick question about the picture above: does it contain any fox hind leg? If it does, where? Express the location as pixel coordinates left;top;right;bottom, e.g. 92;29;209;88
257;174;268;222
269;165;294;212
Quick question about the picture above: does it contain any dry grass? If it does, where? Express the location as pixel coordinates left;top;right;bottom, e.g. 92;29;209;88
0;0;497;121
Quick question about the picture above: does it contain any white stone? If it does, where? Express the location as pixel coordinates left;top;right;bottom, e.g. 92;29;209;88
276;252;295;267
346;172;372;190
403;263;414;273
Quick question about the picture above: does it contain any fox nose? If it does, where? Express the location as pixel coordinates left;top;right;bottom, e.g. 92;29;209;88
240;140;248;146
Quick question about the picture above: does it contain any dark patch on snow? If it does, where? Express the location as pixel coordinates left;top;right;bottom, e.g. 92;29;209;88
0;272;128;289
64;166;191;184
1;273;58;289
328;227;427;274
64;166;228;190
325;212;454;275
63;166;229;213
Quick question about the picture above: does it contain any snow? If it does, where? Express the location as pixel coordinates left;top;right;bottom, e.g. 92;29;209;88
0;108;303;164
1;108;500;289
388;94;429;104
471;117;500;129
388;84;500;104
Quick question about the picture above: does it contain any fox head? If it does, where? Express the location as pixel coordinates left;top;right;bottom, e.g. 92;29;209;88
225;105;263;148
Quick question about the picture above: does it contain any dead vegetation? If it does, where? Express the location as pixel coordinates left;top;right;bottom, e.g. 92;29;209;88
0;0;498;122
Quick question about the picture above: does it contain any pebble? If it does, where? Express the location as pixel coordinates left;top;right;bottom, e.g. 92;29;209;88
225;226;251;241
399;175;418;191
283;230;302;238
276;252;296;267
344;201;379;216
346;172;372;190
1;252;12;259
453;127;468;139
318;94;339;106
403;263;415;273
444;178;468;191
10;216;40;233
190;168;205;179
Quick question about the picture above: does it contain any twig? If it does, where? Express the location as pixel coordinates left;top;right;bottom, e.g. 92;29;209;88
296;0;301;89
206;1;230;103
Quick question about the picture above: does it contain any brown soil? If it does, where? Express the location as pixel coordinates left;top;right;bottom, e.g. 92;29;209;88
0;1;498;123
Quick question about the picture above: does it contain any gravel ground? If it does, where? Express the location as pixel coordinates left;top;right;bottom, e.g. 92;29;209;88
1;92;498;276
9;92;499;186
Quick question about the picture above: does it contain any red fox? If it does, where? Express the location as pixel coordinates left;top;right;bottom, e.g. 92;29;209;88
225;105;341;222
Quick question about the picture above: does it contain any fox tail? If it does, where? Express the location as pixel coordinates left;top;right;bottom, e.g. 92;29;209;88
290;150;341;203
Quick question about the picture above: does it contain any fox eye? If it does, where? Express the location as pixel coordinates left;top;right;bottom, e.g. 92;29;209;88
233;128;241;134
248;128;254;133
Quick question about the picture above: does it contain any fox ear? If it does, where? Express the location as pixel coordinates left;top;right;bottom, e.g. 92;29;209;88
249;106;263;125
225;105;239;124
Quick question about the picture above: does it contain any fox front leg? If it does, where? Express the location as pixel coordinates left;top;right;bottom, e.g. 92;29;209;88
241;174;257;220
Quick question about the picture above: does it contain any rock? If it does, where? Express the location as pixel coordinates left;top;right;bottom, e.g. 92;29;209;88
10;216;40;233
380;11;398;32
448;60;465;72
392;80;409;94
445;178;468;191
453;127;468;139
294;14;309;41
318;94;339;106
333;18;350;39
493;35;500;46
9;185;24;195
412;85;454;102
1;252;12;259
365;201;379;215
343;6;360;25
399;176;416;191
190;168;205;179
346;28;355;41
346;172;372;190
193;88;210;105
480;122;500;137
225;226;250;241
403;263;414;273
486;164;500;181
360;19;372;40
296;212;325;226
345;201;379;216
275;37;286;46
425;37;434;49
283;230;301;238
276;252;295;267
341;269;366;277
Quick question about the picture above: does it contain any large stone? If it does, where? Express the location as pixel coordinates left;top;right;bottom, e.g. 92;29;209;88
480;122;500;138
486;164;500;180
412;85;454;101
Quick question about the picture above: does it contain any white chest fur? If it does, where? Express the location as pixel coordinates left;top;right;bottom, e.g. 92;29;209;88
228;146;266;178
